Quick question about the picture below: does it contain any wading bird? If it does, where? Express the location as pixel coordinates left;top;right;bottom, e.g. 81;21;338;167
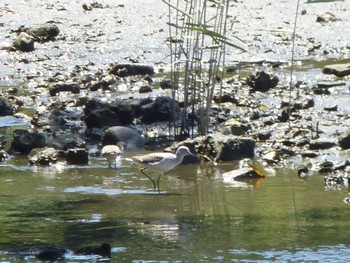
101;144;122;168
131;146;195;191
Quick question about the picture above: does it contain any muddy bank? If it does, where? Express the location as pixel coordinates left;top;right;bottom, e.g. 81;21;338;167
0;0;350;182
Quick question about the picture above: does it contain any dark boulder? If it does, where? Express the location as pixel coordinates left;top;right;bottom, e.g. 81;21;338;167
11;129;47;153
102;126;144;149
338;131;350;150
0;98;15;116
141;96;179;124
49;83;80;96
247;71;279;92
66;148;89;165
85;108;121;129
109;63;155;77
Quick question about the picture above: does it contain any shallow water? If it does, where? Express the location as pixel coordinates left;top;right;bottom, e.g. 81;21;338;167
0;154;350;262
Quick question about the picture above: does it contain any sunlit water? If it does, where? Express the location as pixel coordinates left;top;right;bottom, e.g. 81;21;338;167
1;154;350;262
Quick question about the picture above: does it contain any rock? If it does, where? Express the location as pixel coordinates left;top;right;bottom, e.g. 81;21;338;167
160;79;173;90
316;12;338;23
139;85;152;93
11;129;47;153
102;126;145;149
247;71;279;92
109;99;135;125
221;119;249;136
185;134;255;162
26;22;60;42
109;64;155;77
49;83;81;96
12;32;35;52
85;107;121;129
0;98;15;116
309;139;335;150
36;248;66;261
74;243;111;258
141;96;179;124
222;136;254;161
66;148;89;165
223;168;264;182
28;147;58;165
322;63;350;77
338;131;350;150
84;99;135;129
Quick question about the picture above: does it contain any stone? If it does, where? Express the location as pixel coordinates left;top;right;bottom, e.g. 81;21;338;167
11;129;47;153
12;32;34;52
247;71;279;92
49;82;81;96
102;126;145;149
26;23;60;42
309;139;336;150
141;96;179;124
109;64;155;77
338;131;350;150
28;147;58;165
0;98;14;116
66;148;89;165
322;63;350;77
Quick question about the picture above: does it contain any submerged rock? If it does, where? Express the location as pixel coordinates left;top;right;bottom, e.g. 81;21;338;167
28;147;58;165
66;148;89;165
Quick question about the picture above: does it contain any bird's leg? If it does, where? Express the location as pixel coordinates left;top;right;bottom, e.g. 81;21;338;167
141;168;157;190
156;174;162;193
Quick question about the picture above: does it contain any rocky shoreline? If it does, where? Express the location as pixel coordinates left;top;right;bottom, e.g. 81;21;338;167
1;1;350;188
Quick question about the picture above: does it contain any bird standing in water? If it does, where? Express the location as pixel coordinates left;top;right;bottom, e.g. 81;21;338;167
131;146;195;192
101;145;122;168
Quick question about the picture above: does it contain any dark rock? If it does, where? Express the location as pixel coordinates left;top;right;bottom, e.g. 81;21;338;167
84;98;135;129
26;22;60;42
74;243;111;258
309;139;336;150
66;148;89;165
109;64;155;77
316;12;338;23
102;126;145;149
85;107;121;129
324;105;338;112
36;248;66;261
49;82;80;96
109;99;135;125
338;131;350;150
141;96;179;124
257;131;271;141
11;129;47;153
0;98;15;116
160;79;173;89
12;32;34;52
322;63;350;77
139;85;152;93
247;71;279;92
301;151;318;158
28;147;58;165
